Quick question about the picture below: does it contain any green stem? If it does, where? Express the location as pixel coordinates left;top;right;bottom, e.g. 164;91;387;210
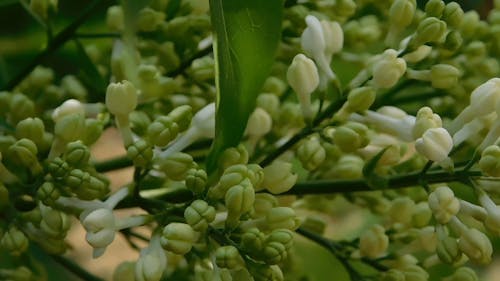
284;169;481;195
2;0;107;91
166;45;213;77
50;255;104;281
93;155;132;172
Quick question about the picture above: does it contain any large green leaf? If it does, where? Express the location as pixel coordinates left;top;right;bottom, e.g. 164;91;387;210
206;0;283;173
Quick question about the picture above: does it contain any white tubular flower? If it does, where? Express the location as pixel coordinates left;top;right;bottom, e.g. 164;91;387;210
57;187;149;258
428;186;460;224
261;161;298;194
415;127;453;163
452;113;495;147
287;54;319;121
106;80;138;146
135;234;167;281
158;103;215;159
350;106;416;142
370;49;407;89
477;99;500;151
51;99;85;122
476;187;500;235
449;217;493;265
448;78;500;134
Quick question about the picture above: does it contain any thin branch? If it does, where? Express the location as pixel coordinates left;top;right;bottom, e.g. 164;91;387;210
166;45;213;77
2;0;107;91
50;254;104;281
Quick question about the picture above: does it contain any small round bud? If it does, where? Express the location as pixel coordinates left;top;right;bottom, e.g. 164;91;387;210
218;145;249;171
412;202;432;228
0;226;29;256
130;111;151;136
359;224;388;258
297;137;326;171
415;128;453;163
389;0;416;30
54;113;85;143
346;86;376;112
136;7;165;32
443;31;463;53
9;93;35;124
410;17;447;48
442;2;464;28
61;75;87;100
82;119;104;145
81;208;116;249
168;105;192;132
437;236;462;265
37;182;60;206
64;141;90;166
247;108;272;138
429;64;460;89
425;0;445;18
127;139;153;168
265;207;300;231
8;138;39;169
106;80;138;116
445;267;478;281
185;168;207;195
225;179;255;228
106;5;124;31
47;157;70;180
160;222;198;255
479;145;500;177
412;107;443;139
388;197;416;225
240;228;265;254
261;161;297;194
15;117;45;145
371;49;407;89
262;240;288;265
40;204;71;239
257;93;280;118
332;122;369;152
147;116;179;147
428;186;460;224
287;54;319;119
184;200;216;231
215;246;245;269
158;152;194;181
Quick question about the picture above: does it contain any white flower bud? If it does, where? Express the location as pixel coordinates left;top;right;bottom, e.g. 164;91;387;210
415;128;453;163
320;20;343;57
106;80;138;116
352;106;416;141
371;49;407;89
135;235;167;281
287;54;319;120
359;224;389;258
458;227;492;265
301;16;334;79
81;208;116;258
477;187;500;236
412;107;443;139
246;107;272;138
52;99;85;122
428;186;460;224
403;45;432;63
261;161;298;194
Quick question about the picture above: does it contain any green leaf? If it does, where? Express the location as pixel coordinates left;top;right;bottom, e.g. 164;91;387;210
362;146;391;189
206;0;283;173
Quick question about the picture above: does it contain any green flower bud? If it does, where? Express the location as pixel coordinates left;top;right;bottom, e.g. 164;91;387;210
40;203;70;239
127;139;153;168
261;161;297;195
257;93;280;118
218;144;249;172
287;54;319;120
130;111;151;136
479;145;500;177
82;119;104;145
106;5;124;31
437;236;462;264
371;49;407;89
412;107;443;139
442;2;464;28
184;200;216;231
169;105;192;132
61;75;87;100
401;265;429;281
47;157;70;180
247;108;272;139
161;222;198;255
444;267;478;281
415;127;453;163
158;152;194;181
301;216;326;235
9;93;35;124
389;0;416;32
411;202;432;228
137;7;165;32
442;30;464;54
330;155;365;179
464;41;486;59
333;122;370;153
188;57;215;82
225;179;255;228
64;141;90;166
297;136;326;171
54;113;85;143
15;117;45;146
359;224;388;258
403;45;432;63
346;86;376;113
185;168;207;195
0;226;29;256
335;0;356;19
425;0;445;18
113;261;136;281
458;227;492;265
0;135;16;154
263;77;287;97
147;116;180;147
262;240;288;264
8;138;42;175
209;164;262;199
65;168;90;190
215;246;245;269
267;229;293;250
106;80;138;116
240;228;265;254
409;17;447;48
429;64;460;89
265;207;300;231
74;174;109;200
428;186;460;224
37;182;60;206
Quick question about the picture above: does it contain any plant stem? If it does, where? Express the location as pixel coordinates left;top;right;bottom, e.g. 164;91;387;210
166;45;213;77
50;254;104;281
285;169;481;195
2;0;108;91
94;155;132;172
